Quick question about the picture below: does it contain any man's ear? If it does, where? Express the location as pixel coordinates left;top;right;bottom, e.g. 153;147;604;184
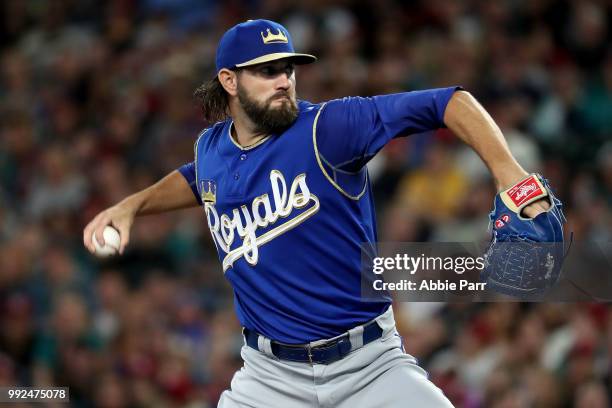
218;69;238;97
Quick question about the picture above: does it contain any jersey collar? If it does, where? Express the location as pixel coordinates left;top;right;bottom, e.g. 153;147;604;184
227;121;273;151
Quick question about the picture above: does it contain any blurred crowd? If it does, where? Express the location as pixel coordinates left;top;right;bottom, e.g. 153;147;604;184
0;0;610;407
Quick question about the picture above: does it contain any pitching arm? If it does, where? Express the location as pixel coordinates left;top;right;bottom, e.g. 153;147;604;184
443;90;549;217
83;169;200;255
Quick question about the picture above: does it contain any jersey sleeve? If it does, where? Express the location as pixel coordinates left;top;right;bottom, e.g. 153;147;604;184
177;161;202;205
315;86;461;171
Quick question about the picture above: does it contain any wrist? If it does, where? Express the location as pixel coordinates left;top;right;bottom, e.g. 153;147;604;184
493;166;529;192
119;193;145;218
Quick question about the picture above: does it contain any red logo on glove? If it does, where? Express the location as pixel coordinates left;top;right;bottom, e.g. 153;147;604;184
495;214;511;229
506;176;544;207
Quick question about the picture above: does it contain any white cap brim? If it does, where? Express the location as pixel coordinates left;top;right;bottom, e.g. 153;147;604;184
235;52;317;67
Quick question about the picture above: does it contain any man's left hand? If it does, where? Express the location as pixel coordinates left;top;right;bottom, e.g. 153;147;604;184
522;198;551;218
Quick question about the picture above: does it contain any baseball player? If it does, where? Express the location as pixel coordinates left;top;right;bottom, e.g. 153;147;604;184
84;19;563;407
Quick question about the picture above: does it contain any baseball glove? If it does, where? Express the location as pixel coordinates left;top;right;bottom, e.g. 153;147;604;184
481;174;566;298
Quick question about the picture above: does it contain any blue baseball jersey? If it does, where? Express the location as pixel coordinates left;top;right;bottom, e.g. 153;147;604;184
179;87;460;343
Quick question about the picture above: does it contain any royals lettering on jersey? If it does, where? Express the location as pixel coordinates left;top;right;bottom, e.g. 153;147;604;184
178;87;460;343
205;170;320;270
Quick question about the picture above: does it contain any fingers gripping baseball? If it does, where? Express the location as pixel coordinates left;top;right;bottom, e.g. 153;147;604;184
83;205;135;255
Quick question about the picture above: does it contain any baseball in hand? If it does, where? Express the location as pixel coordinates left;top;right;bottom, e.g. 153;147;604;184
92;226;121;257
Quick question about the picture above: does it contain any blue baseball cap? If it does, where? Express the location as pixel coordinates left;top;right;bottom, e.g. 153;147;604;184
215;19;317;74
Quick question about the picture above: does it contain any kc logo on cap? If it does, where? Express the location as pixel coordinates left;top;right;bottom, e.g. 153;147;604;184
215;19;317;73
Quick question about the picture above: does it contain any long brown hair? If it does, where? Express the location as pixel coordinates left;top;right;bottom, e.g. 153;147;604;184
193;76;230;123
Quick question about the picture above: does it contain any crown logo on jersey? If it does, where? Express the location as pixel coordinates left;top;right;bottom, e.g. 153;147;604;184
261;28;288;44
200;180;217;204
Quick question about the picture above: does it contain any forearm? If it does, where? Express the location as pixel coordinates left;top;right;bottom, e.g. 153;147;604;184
443;91;527;190
120;170;200;216
84;169;199;254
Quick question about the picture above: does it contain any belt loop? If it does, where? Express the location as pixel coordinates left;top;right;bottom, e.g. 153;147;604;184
348;325;364;351
306;344;314;365
375;305;395;336
257;335;275;358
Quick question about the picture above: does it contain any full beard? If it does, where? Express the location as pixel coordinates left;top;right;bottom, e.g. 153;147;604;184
237;85;299;135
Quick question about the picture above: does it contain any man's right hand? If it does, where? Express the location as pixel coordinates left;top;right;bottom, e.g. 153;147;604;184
83;203;137;255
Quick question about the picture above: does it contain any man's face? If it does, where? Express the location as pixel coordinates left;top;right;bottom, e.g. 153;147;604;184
236;60;298;134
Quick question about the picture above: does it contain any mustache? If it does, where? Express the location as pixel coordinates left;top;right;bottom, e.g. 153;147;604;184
268;91;292;102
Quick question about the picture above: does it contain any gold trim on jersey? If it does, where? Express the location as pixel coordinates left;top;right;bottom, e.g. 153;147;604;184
228;122;272;151
312;103;368;200
193;128;209;193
